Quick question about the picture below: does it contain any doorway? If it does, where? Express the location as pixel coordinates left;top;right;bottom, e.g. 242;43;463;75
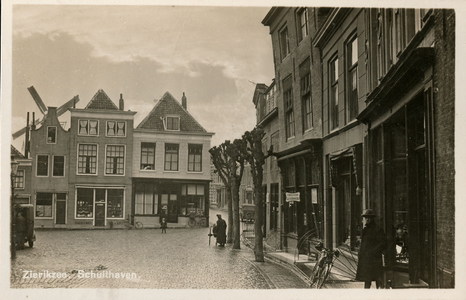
161;192;178;223
56;201;66;224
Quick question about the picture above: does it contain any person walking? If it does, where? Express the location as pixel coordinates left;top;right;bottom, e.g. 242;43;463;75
160;218;167;234
356;209;386;289
215;214;227;247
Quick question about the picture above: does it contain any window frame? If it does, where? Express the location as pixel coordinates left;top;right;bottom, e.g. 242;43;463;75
36;192;53;218
13;169;25;189
140;142;156;171
163;115;180;131
283;75;295;140
300;57;313;131
52;155;65;177
188;144;203;172
77;144;98;175
47;126;57;144
329;55;339;131
346;33;359;123
78;119;99;136
164;143;179;171
106;120;127;137
36;154;49;177
105;144;126;176
297;8;309;43
279;25;290;61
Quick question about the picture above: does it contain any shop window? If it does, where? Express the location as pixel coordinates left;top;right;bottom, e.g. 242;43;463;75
78;144;97;174
76;188;94;218
329;56;339;130
164;143;179;171
135;183;158;215
37;155;49;176
107;189;124;218
53;156;65;177
36;192;52;217
141;142;155;170
188;144;202;172
13;169;25;189
346;35;358;122
107;121;126;137
47;126;57;143
181;184;205;216
78;119;99;136
105;145;125;175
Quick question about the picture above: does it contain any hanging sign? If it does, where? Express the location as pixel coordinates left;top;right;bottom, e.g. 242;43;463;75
286;192;300;202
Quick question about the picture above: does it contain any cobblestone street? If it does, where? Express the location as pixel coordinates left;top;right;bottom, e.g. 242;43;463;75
10;211;308;290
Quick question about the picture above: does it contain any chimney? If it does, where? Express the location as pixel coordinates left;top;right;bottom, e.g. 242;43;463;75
182;92;187;110
119;94;124;111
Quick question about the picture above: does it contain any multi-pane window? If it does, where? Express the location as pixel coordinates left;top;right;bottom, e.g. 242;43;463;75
47;126;56;143
329;56;339;130
165;116;180;131
297;8;308;42
37;155;49;176
106;145;125;175
135;183;158;215
78;119;99;136
78;144;97;174
188;144;202;172
347;35;359;122
181;184;205;216
141;142;156;170
164;143;179;171
36;192;52;217
283;76;295;139
271;131;279;165
300;58;313;130
107;121;126;137
279;26;290;60
13;169;24;189
76;188;93;218
53;156;65;177
107;189;124;218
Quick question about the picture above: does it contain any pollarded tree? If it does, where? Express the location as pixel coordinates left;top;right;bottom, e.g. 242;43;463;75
241;126;270;262
209;140;245;248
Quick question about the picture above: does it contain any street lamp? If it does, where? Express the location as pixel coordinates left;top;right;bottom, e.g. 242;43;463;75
11;157;19;260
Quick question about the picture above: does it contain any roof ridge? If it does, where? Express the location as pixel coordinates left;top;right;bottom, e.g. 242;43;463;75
85;89;119;110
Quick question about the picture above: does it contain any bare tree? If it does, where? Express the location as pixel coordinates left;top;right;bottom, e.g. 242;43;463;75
241;127;269;262
209;140;245;248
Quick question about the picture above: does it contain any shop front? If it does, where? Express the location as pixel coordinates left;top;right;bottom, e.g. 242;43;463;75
132;179;210;228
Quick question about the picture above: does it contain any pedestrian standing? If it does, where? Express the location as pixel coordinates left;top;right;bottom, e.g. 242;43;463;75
160;218;167;234
215;214;227;247
356;209;387;288
16;212;27;249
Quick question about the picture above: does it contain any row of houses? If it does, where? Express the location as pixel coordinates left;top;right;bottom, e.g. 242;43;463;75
12;90;214;229
253;7;454;288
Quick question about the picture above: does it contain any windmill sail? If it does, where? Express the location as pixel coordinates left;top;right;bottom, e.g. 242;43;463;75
27;86;48;114
57;95;79;116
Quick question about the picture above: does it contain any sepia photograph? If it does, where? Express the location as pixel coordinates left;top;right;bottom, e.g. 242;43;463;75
1;0;461;299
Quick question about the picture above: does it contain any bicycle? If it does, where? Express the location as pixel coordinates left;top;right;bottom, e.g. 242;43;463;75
188;213;207;227
309;241;340;288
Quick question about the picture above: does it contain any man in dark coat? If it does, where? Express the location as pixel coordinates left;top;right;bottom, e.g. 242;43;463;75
215;214;227;247
356;209;386;288
16;212;28;250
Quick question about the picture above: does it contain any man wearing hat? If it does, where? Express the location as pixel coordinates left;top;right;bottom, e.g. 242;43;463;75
215;214;227;247
356;209;386;288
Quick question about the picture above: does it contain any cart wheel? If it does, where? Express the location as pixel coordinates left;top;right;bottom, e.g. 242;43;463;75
28;240;34;248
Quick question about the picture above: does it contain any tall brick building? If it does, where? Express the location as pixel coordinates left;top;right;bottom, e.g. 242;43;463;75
261;7;455;288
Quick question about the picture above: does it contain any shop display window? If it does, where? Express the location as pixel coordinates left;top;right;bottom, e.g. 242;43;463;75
76;188;93;218
107;189;124;218
180;184;205;216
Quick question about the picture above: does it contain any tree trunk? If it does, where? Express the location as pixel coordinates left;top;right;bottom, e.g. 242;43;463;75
254;175;264;262
231;177;241;249
226;187;233;244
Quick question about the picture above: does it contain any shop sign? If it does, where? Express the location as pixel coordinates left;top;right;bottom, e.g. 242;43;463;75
285;192;300;202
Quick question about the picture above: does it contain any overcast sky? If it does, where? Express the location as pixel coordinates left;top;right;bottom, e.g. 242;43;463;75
10;4;274;149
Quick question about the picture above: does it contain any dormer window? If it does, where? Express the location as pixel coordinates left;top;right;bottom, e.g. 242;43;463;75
47;126;57;144
163;116;180;131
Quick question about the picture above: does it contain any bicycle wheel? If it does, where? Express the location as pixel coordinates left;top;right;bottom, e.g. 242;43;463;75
199;218;207;227
316;265;330;289
188;219;196;227
309;261;321;288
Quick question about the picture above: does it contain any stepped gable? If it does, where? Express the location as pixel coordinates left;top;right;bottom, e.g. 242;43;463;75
85;89;119;110
137;92;207;133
